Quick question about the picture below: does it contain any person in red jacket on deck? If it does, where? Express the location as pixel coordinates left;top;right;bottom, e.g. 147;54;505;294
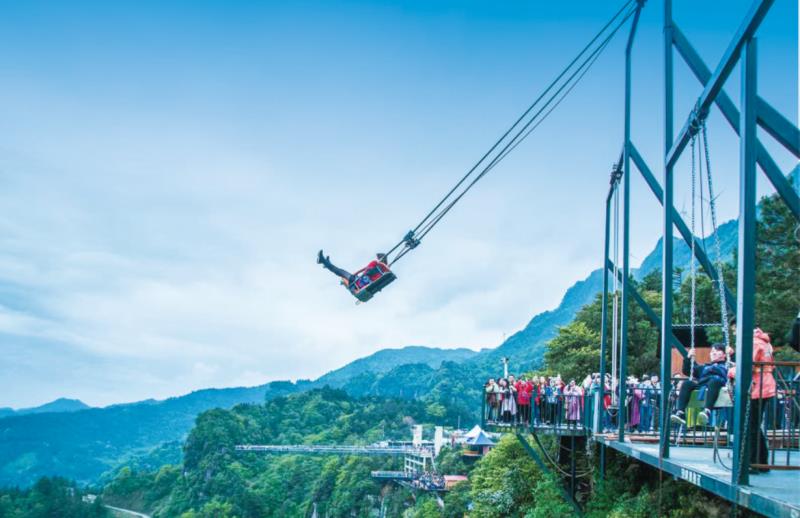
516;378;533;425
318;251;389;289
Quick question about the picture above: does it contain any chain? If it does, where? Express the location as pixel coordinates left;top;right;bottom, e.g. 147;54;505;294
735;384;753;489
689;133;697;378
701;122;731;353
611;183;620;404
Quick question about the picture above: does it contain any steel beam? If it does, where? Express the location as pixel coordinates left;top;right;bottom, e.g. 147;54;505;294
731;38;758;487
660;0;675;460
756;98;800;158
618;1;642;444
665;0;774;169
607;259;687;357
599;183;613;436
515;433;583;517
672;24;800;221
628;143;737;310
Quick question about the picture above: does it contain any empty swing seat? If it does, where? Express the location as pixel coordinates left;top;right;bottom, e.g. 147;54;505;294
348;268;397;303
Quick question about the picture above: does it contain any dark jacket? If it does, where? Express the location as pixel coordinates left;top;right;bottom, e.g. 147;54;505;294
682;357;727;385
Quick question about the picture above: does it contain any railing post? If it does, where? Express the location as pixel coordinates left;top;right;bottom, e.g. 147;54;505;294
732;37;758;488
659;0;674;460
481;382;487;429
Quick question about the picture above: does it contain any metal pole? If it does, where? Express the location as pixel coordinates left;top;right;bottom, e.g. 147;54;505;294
599;443;606;479
570;436;577;500
732;37;758;487
481;382;487;429
660;0;674;460
618;3;642;442
599;186;612;437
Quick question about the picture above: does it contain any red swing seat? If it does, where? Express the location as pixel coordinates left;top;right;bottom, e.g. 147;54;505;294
346;263;397;302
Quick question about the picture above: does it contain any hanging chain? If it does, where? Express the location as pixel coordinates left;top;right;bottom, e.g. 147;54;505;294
689;132;698;378
701;122;731;353
735;383;754;487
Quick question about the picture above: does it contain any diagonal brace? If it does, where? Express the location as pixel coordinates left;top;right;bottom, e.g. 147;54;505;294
607;258;688;358
671;24;800;221
666;0;774;169
515;433;583;516
628;142;736;311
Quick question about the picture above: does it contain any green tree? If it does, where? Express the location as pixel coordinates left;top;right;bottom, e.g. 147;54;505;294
469;435;540;517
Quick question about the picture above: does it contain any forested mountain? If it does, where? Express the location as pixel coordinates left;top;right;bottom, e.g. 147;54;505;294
0;477;108;517
315;346;479;387
467;217;738;375
0;381;306;487
0;217;740;490
101;389;446;517
0;398;91;418
0;213;743;492
92;185;795;518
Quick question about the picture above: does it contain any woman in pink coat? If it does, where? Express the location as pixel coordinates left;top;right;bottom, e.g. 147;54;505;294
730;320;777;472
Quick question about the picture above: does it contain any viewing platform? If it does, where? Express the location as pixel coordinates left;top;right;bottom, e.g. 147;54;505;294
597;437;800;518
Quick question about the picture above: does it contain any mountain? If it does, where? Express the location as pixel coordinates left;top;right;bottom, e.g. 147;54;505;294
0;381;306;487
0;219;739;488
314;346;478;387
0;398;92;419
636;219;737;281
471;218;739;375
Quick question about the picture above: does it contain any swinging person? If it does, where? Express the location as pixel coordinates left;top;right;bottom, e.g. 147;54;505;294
670;343;729;427
317;251;389;289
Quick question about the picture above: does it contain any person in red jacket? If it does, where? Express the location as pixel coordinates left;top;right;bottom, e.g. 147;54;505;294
516;378;533;425
318;251;389;289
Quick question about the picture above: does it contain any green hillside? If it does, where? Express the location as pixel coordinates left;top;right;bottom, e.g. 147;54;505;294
0;381;306;487
101;389;443;517
315;346;479;387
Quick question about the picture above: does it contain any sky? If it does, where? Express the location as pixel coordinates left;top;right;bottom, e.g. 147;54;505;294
0;0;796;408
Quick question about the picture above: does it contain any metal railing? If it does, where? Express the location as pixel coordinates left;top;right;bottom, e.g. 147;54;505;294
483;386;596;433
617;362;800;471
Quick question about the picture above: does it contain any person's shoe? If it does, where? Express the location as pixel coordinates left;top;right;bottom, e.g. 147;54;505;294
670;411;686;425
317;250;324;264
697;409;710;426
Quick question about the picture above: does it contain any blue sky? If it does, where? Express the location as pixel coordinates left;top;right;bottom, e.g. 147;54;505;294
0;0;796;407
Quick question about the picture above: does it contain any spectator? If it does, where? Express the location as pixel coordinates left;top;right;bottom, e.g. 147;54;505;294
532;378;544;425
498;378;518;424
638;376;654;432
626;376;643;431
484;379;500;422
564;379;583;426
516;377;533;426
729;320;776;472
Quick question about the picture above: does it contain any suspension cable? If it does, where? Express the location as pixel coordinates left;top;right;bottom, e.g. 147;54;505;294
408;4;638;248
386;1;639;264
408;0;635;237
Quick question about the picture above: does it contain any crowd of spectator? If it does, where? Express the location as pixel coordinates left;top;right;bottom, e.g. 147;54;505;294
484;372;667;432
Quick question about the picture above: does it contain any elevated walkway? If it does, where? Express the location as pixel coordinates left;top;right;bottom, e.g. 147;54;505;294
235;444;433;457
370;470;415;481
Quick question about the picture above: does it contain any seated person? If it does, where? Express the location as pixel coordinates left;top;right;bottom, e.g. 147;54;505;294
317;250;389;290
670;343;729;426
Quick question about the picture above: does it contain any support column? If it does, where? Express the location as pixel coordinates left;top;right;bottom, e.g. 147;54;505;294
732;37;758;487
618;3;642;442
599;188;612;438
569;436;577;500
659;0;674;459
